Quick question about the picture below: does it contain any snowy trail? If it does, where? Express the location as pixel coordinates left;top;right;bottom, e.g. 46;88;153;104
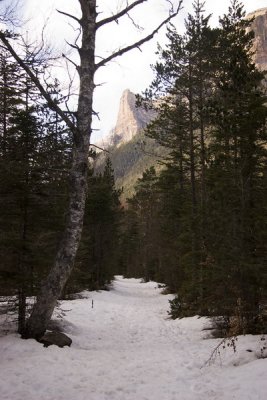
0;276;266;400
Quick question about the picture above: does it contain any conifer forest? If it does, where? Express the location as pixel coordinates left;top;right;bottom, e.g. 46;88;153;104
0;0;266;347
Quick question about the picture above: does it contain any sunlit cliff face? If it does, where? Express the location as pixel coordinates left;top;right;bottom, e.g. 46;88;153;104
99;89;156;148
247;7;267;72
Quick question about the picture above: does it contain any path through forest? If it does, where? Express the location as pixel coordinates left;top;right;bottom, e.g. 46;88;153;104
0;276;266;400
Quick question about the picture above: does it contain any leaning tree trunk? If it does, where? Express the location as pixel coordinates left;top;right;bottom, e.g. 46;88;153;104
24;0;97;339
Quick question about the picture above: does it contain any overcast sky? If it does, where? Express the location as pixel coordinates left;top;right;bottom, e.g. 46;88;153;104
2;0;267;142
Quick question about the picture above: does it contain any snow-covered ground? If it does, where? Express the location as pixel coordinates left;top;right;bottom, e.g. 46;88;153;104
0;276;266;400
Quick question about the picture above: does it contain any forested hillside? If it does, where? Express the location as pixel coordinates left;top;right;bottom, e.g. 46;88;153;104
96;132;168;201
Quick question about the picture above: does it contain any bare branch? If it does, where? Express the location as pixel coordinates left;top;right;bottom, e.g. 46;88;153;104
20;18;59;68
65;39;79;51
96;1;183;69
126;12;144;31
62;23;82;60
92;109;100;120
0;0;21;27
90;143;110;153
74;25;82;48
56;9;81;25
0;32;76;135
61;58;78;126
96;0;147;29
166;0;175;14
95;81;107;87
62;53;79;70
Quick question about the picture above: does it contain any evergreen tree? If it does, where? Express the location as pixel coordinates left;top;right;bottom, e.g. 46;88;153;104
204;0;267;332
140;0;217;311
125;167;160;281
69;157;122;292
0;48;71;333
133;0;267;332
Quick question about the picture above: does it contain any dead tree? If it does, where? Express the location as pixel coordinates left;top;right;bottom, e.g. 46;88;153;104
0;0;182;339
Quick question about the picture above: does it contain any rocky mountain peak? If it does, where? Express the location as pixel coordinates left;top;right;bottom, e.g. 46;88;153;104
247;7;267;71
102;89;156;148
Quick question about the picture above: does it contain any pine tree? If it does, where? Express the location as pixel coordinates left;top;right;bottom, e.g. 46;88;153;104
204;0;267;332
0;47;71;333
136;0;267;330
126;167;160;281
140;0;218;312
69;157;122;292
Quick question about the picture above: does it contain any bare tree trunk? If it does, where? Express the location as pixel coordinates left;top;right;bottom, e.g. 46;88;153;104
24;1;97;338
24;150;90;338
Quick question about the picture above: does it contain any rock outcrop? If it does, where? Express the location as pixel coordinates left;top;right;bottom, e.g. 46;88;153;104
247;7;267;71
103;89;156;148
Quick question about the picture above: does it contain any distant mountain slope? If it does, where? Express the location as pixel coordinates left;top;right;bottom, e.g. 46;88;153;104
112;134;168;201
95;89;165;201
96;132;167;202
